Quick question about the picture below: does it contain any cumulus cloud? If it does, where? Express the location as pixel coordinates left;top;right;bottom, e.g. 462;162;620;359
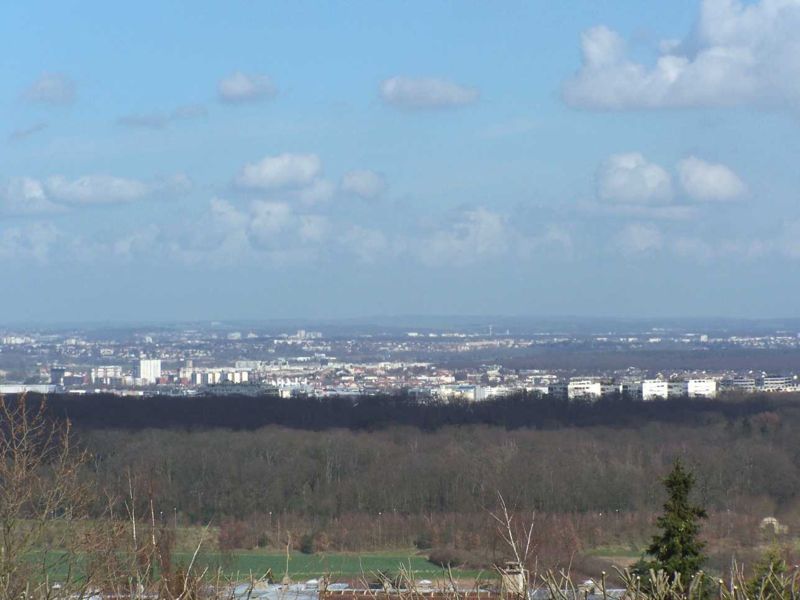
249;201;294;239
218;72;277;103
0;178;64;215
44;175;151;204
418;208;509;266
170;198;328;266
293;179;335;205
341;226;392;263
235;153;322;190
580;201;699;221
563;0;800;110
23;73;75;105
297;214;329;243
0;222;61;264
775;220;800;260
112;225;162;259
164;198;571;269
617;223;664;255
671;236;770;261
677;156;747;201
380;76;479;109
416;207;573;267
596;153;673;204
341;169;387;200
117;104;207;129
0;172;190;214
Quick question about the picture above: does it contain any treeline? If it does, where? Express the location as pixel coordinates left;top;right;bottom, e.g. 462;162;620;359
15;390;791;431
81;413;799;523
2;391;799;581
8;392;800;567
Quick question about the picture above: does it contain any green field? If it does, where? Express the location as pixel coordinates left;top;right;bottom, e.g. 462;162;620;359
174;551;488;582
32;550;488;584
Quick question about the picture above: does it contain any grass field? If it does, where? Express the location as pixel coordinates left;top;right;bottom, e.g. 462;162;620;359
18;522;489;583
174;551;489;582
34;550;486;583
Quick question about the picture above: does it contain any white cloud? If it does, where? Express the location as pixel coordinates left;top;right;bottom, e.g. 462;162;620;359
0;172;188;215
209;197;248;229
218;72;277;103
298;214;329;243
0;222;60;264
249;201;294;239
380;76;479;109
294;179;336;205
677;156;747;201
341;170;387;200
23;73;75;105
596;153;673;204
563;0;800;110
235;153;322;190
170;198;328;266
117;104;207;129
341;226;392;263
416;208;511;266
0;178;64;215
44;175;151;204
112;225;161;259
779;220;800;259
672;236;769;261
516;224;574;260
580;201;699;221
617;223;664;255
416;208;572;267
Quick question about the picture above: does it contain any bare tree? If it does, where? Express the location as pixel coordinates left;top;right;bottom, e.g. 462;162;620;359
0;394;89;599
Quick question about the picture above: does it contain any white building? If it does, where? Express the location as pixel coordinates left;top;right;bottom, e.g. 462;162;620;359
91;365;123;383
642;379;669;401
436;384;487;402
620;381;641;398
0;384;56;394
135;359;162;385
668;381;686;397
686;378;717;398
722;377;757;393
566;378;619;400
759;375;795;392
568;378;602;400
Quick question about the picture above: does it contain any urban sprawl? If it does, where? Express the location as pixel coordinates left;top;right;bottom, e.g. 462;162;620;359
1;326;799;400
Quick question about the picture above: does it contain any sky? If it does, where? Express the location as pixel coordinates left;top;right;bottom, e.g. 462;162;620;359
2;0;800;322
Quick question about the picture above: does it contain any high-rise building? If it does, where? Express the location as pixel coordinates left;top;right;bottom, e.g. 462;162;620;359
50;367;66;385
135;359;162;384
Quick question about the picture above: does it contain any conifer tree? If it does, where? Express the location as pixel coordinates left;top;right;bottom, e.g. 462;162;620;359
638;458;708;582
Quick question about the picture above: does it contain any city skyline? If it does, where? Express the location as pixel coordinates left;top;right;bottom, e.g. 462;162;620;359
3;0;800;321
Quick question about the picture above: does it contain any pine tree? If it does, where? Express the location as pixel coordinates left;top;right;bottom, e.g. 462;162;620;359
639;458;708;583
746;546;788;599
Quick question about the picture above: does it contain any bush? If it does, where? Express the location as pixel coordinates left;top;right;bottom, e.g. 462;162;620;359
300;531;331;554
428;547;483;568
218;519;250;551
414;531;433;550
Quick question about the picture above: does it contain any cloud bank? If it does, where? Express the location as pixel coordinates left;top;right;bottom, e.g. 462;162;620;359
563;0;800;110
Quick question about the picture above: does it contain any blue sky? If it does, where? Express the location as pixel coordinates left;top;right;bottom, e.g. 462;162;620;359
2;0;800;322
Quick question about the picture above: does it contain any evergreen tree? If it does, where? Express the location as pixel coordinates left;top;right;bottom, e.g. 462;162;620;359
638;458;708;582
746;546;788;599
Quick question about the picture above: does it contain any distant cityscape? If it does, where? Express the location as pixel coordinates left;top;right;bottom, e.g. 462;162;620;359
1;322;799;400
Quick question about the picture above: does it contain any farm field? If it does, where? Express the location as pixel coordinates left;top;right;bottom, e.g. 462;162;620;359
173;551;489;582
